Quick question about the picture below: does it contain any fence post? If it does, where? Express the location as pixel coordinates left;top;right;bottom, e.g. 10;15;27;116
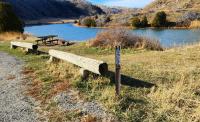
115;46;121;96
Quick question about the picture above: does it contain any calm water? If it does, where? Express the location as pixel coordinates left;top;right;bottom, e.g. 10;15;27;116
25;23;200;47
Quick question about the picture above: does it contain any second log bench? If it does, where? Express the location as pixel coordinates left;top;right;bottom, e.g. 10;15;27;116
10;41;38;53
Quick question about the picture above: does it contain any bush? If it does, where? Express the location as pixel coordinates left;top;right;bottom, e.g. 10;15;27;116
131;17;141;28
82;18;96;27
190;20;200;28
141;16;148;27
105;16;111;23
0;2;24;33
177;12;200;27
89;28;163;51
74;20;78;24
151;11;167;27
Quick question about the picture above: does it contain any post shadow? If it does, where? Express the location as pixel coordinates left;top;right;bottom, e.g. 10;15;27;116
103;71;155;88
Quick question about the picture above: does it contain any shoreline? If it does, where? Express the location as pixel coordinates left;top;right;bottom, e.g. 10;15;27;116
25;18;76;26
73;23;196;30
25;18;199;30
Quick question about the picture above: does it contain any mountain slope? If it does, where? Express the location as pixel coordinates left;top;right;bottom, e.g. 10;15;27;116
143;0;200;22
144;0;200;12
5;0;104;20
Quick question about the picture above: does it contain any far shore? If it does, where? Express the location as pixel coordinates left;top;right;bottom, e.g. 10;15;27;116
25;18;76;26
74;23;195;30
25;18;197;30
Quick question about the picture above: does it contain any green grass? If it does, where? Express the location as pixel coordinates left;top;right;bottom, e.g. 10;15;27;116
1;41;200;121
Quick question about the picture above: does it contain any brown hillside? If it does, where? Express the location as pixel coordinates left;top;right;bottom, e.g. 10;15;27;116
144;0;200;12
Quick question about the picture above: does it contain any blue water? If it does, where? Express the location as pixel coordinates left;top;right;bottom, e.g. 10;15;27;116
25;23;200;47
25;23;102;41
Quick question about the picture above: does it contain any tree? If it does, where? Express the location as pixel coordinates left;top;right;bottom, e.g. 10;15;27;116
141;16;148;27
82;18;96;27
151;11;167;27
131;17;141;28
0;2;24;33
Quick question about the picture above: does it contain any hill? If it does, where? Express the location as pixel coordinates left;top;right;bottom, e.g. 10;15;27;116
82;0;200;27
144;0;200;12
4;0;104;21
143;0;200;22
98;5;140;14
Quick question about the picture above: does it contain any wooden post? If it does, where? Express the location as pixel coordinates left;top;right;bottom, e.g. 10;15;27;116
115;46;121;96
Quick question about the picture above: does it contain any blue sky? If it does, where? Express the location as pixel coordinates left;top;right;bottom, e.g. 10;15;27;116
87;0;154;8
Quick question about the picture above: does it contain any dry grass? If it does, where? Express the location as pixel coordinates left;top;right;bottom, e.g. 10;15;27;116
2;40;200;121
89;28;163;51
190;20;200;28
0;32;28;41
50;80;70;97
148;78;200;121
6;74;16;80
0;32;38;43
25;61;80;103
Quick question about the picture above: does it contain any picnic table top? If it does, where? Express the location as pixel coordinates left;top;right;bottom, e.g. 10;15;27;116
38;35;58;39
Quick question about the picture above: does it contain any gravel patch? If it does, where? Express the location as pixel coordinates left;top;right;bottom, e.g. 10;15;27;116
54;90;115;121
0;52;40;122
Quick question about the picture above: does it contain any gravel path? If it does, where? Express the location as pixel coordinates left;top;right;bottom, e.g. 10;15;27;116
0;52;39;122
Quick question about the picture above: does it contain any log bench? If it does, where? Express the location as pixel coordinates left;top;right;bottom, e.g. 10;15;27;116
10;41;38;53
48;49;108;77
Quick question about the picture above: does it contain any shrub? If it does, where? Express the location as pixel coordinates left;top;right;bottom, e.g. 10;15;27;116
190;20;200;28
94;15;98;19
89;28;163;51
131;17;141;28
105;16;111;23
141;16;148;27
0;2;24;33
74;20;78;24
151;11;167;27
82;18;96;27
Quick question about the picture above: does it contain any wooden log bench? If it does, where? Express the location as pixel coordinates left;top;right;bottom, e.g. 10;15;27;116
48;49;108;77
10;41;38;53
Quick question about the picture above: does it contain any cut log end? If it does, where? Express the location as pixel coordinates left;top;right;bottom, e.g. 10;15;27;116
99;63;108;75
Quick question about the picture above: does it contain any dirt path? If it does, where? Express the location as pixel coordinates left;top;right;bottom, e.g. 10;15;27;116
0;52;39;122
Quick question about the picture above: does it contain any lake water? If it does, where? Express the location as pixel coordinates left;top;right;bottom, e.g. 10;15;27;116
25;23;200;47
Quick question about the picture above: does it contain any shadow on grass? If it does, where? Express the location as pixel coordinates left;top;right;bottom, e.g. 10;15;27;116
104;71;155;88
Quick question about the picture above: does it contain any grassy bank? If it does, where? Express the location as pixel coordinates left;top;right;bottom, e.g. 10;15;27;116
1;41;200;121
